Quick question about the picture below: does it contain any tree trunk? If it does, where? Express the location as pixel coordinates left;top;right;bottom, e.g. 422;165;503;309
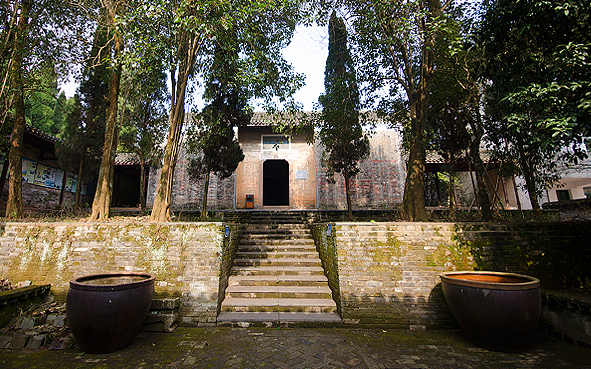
75;158;83;209
6;91;24;219
6;0;30;219
448;157;456;218
468;118;492;221
88;31;123;221
149;97;184;222
150;32;201;222
521;157;540;212
59;170;68;208
401;0;441;221
139;154;146;212
201;170;211;220
516;138;540;213
512;176;522;211
402;101;427;221
344;171;352;220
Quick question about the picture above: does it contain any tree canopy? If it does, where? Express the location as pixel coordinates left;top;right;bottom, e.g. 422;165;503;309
480;0;591;211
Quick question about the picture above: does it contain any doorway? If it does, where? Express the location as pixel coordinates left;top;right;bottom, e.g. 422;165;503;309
263;160;289;206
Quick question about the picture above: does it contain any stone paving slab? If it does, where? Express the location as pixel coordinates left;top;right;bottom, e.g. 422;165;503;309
1;327;590;368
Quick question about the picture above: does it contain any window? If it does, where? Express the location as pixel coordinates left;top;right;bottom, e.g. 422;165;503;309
556;189;571;202
262;135;290;151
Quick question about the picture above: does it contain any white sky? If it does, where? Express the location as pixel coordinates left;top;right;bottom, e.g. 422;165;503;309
60;25;329;112
280;25;328;111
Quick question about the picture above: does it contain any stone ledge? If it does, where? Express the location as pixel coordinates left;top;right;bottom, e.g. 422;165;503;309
142;298;181;332
540;289;591;348
0;285;51;306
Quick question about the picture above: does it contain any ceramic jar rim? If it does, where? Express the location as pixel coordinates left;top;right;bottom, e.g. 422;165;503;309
440;271;540;291
69;272;155;292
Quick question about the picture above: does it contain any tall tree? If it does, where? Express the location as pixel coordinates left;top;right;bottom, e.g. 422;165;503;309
480;0;590;212
427;3;492;219
56;94;101;209
147;0;203;222
52;91;68;138
348;0;453;221
149;0;304;222
2;0;85;218
187;25;249;219
318;11;369;220
118;57;168;212
57;20;111;210
5;0;30;219
88;0;128;220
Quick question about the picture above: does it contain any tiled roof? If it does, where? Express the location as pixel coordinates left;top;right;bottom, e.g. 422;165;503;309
25;124;59;143
248;112;311;127
425;150;496;165
247;111;389;127
115;153;142;165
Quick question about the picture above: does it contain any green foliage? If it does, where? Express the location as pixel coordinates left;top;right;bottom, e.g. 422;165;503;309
118;57;168;165
318;12;369;183
187;27;248;183
1;0;87;130
318;11;369;219
55;22;111;202
481;0;591;208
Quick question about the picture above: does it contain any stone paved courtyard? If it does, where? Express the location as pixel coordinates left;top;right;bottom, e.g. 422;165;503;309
1;327;590;368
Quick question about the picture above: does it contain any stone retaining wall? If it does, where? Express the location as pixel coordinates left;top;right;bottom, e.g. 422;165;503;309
1;221;589;329
310;222;591;329
539;290;591;348
0;222;242;326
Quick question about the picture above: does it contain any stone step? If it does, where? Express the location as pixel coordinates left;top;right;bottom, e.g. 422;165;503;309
238;244;316;253
243;229;311;235
225;285;332;299
231;265;325;276
241;234;311;241
249;219;305;225
228;274;329;287
217;312;342;324
233;258;322;267
234;251;320;259
218;214;340;324
248;214;304;223
220;297;337;313
239;239;315;246
245;224;309;230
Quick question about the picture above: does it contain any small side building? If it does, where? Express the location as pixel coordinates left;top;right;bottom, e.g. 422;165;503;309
0;125;92;211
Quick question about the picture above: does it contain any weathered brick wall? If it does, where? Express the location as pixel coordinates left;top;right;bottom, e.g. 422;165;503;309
316;130;405;210
235;126;317;209
146;149;236;210
311;223;342;315
16;183;93;210
327;222;465;328
146;130;405;211
539;291;591;347
454;223;591;291
0;222;241;326
312;222;591;328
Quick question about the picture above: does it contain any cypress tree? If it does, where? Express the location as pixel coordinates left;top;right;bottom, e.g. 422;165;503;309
318;12;370;220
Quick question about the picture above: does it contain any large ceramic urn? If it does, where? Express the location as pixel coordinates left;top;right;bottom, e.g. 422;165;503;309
440;271;541;352
66;272;155;354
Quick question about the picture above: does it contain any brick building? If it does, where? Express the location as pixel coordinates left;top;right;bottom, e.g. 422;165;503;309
146;113;406;211
0;125;93;211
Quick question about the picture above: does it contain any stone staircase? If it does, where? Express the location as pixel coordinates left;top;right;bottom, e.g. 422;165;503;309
217;211;341;324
